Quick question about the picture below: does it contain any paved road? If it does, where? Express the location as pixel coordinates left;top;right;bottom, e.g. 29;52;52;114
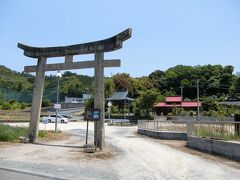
0;168;63;180
1;122;240;179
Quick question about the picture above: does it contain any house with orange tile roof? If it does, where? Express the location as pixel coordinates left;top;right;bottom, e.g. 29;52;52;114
154;96;201;115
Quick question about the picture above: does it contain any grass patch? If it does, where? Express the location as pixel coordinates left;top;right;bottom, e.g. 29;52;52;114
0;124;28;141
0;124;63;142
194;127;240;141
38;130;62;139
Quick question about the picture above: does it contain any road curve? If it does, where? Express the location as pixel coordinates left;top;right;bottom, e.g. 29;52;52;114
105;126;240;180
0;122;240;180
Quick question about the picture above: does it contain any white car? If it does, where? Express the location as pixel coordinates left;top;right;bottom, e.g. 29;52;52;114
47;115;68;123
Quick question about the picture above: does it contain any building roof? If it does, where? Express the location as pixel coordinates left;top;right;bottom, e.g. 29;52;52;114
106;91;134;101
219;101;240;106
182;102;201;107
155;96;201;108
166;96;182;102
219;93;240;106
155;102;201;108
155;103;181;107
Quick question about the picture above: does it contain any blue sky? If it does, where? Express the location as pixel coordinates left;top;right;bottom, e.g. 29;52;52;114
0;0;240;77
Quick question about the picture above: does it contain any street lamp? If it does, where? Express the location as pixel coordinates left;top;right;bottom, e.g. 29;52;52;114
55;71;62;132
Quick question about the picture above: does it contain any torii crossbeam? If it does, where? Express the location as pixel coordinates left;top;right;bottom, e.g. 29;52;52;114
18;28;132;150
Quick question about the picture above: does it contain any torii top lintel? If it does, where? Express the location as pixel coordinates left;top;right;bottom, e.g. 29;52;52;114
18;28;132;58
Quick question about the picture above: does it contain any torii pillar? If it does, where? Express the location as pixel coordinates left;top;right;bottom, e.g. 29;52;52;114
18;28;132;150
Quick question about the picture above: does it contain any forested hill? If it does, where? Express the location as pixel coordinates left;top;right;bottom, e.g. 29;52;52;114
0;65;94;102
0;64;239;105
149;65;240;98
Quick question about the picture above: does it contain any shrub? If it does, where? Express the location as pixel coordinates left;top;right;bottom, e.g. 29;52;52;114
42;99;51;107
20;102;29;109
1;102;11;110
111;105;119;114
85;98;94;109
167;112;173;120
10;102;21;110
9;99;17;104
189;110;195;116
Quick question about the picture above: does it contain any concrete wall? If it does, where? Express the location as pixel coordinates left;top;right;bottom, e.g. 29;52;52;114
187;136;240;161
138;129;187;140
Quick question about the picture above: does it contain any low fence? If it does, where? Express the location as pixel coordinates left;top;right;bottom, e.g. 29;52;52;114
138;120;187;133
192;121;240;140
138;120;240;140
170;116;234;122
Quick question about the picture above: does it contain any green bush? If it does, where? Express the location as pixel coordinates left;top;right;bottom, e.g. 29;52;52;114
111;105;119;114
10;102;21;110
9;99;17;104
42;99;51;107
1;102;11;110
20;102;29;109
189;110;195;116
85;98;94;109
167;112;173;120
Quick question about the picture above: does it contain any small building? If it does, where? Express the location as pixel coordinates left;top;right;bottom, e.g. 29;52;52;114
65;97;84;103
65;94;91;103
220;93;240;106
106;91;134;117
155;96;201;115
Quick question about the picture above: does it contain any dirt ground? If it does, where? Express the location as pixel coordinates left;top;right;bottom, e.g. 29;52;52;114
136;133;240;170
1;122;240;180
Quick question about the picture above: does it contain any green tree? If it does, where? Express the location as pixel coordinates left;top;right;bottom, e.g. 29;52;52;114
105;78;115;98
136;89;161;115
61;76;84;97
112;73;133;95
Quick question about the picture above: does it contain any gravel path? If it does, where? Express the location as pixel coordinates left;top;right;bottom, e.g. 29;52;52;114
0;122;240;179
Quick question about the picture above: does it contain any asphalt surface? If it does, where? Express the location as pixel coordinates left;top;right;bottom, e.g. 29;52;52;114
0;168;64;180
1;122;240;179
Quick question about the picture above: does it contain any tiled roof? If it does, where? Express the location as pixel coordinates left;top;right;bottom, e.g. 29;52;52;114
181;102;201;107
106;91;134;101
155;97;201;108
166;96;182;102
219;101;240;106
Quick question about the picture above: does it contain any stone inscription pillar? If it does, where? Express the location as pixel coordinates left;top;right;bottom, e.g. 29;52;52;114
94;51;105;150
28;57;46;143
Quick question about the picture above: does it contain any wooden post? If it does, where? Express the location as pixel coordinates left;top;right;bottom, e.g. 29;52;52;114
28;57;46;143
94;51;105;150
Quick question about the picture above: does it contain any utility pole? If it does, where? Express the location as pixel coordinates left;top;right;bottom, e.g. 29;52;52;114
180;86;183;101
180;86;183;115
55;71;62;132
197;79;200;120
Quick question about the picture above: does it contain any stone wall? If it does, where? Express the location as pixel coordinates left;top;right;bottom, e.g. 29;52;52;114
187;136;240;161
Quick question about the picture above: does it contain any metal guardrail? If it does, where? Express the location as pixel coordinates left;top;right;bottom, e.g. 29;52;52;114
138;120;240;140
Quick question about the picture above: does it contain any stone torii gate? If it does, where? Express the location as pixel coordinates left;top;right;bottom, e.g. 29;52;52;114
18;28;132;150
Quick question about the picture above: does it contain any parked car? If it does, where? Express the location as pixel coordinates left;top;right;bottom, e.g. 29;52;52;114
47;115;68;123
